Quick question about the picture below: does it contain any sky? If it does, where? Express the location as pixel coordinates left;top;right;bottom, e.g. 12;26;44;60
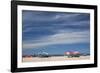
22;10;90;55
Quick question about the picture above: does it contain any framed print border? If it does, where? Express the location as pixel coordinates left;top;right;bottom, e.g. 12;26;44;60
11;0;97;72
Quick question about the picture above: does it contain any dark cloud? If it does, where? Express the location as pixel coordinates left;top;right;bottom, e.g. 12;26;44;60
22;10;90;41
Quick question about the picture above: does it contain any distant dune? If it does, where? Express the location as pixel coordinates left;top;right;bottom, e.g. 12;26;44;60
22;56;90;62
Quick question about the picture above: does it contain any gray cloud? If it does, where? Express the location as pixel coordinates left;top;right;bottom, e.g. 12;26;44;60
23;30;90;49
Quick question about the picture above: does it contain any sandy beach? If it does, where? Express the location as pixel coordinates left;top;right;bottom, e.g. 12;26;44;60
22;56;90;62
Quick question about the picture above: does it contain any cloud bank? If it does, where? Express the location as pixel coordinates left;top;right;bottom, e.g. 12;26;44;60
22;10;90;50
23;31;90;49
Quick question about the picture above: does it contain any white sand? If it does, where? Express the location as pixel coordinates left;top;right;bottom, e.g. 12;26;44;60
22;56;90;62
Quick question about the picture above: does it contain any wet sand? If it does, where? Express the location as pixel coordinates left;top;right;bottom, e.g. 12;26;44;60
22;56;90;62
